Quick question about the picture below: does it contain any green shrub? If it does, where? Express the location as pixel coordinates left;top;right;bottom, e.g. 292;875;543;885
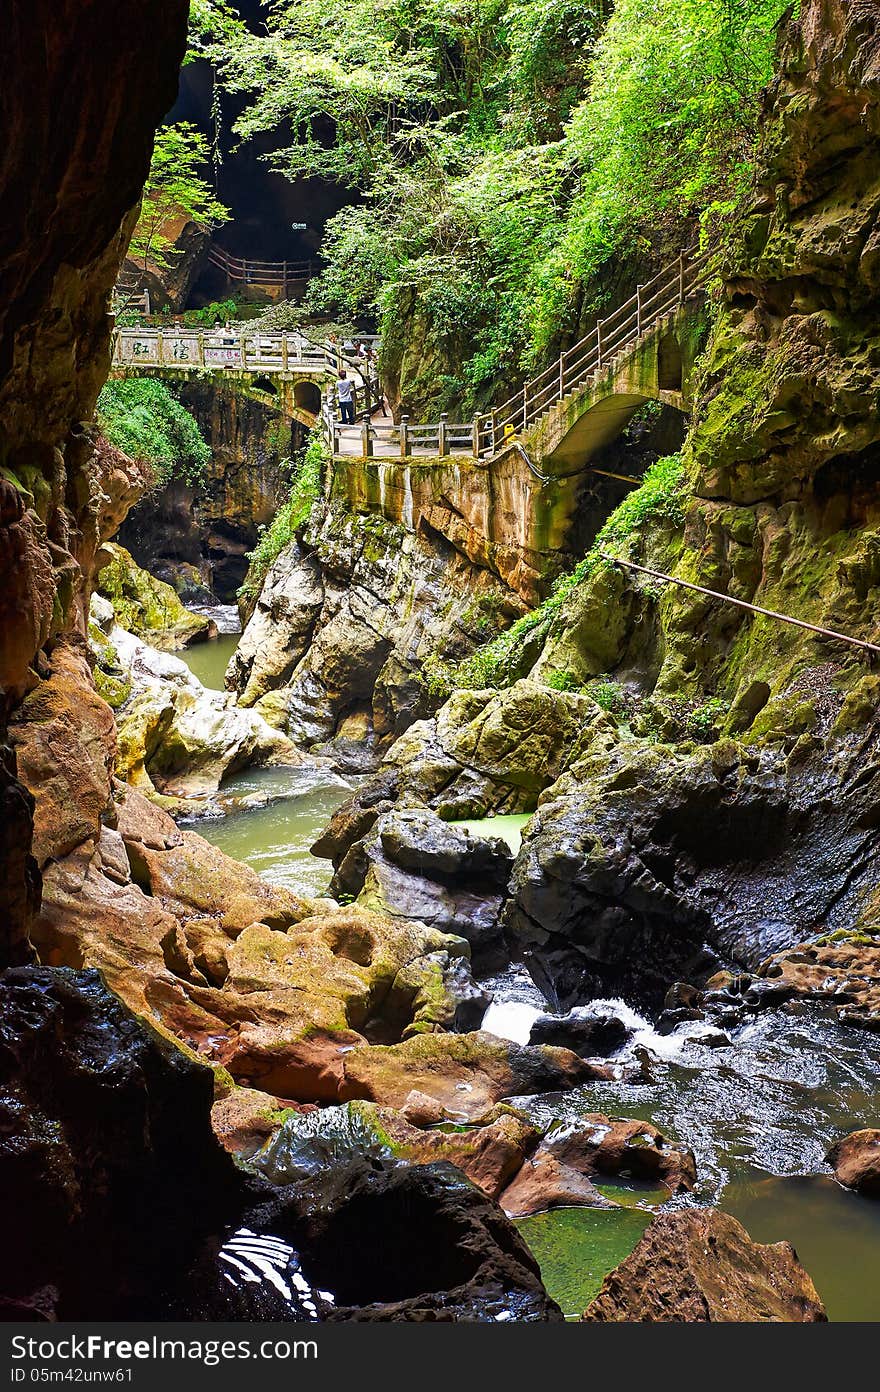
545;669;582;693
96;377;209;486
445;453;686;691
589;679;626;716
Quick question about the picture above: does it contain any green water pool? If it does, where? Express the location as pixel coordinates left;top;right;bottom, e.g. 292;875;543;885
178;632;240;691
448;813;532;853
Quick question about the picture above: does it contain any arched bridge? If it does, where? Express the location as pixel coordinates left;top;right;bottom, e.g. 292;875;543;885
329;248;709;469
110;327;378;428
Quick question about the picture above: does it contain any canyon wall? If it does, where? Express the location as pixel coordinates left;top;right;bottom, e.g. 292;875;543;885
322;0;880;1009
0;0;190;965
120;380;297;600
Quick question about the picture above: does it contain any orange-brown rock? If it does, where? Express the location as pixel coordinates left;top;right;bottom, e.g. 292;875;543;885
0;0;190;965
10;640;116;867
339;1030;608;1120
363;1103;540;1199
497;1114;695;1218
210;1086;316;1159
500;1151;615;1218
758;937;880;1029
583;1211;827;1322
827;1128;880;1196
560;1114;697;1192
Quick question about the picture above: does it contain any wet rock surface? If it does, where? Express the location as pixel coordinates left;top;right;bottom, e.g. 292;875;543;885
498;1115;696;1219
505;731;880;1007
338;1030;609;1119
178;1160;561;1323
230;502;524;768
0;967;244;1319
583;1210;827;1322
327;807;513;971
89;600;298;797
95;542;215;649
529;1004;631;1056
827;1128;880;1196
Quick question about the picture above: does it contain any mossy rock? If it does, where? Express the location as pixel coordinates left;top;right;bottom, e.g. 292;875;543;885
96;542;213;651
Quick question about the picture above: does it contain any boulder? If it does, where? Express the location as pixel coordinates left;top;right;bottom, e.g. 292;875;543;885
210;1087;316;1160
0;967;244;1319
352;680;606;819
505;728;880;1006
339;1030;609;1120
756;936;880;1030
583;1210;827;1322
826;1128;880;1196
90;606;300;796
95;541;213;649
529;1004;631;1055
177;1159;562;1322
358;1102;539;1200
498;1114;696;1218
328;806;513;971
499;1152;615;1218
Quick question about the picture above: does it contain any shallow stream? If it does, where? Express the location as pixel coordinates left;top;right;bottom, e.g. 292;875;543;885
177;635;880;1322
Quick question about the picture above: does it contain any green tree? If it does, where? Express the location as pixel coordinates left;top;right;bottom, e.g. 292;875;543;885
127;122;230;274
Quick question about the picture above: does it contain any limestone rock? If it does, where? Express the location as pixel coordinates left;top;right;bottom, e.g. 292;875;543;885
95;541;214;649
372;680;604;817
499;1152;615;1219
528;1004;631;1055
230;504;523;768
827;1128;880;1196
178;1157;562;1322
498;1114;695;1218
583;1210;827;1322
358;1102;540;1200
229;539;324;706
756;936;880;1030
90;608;299;796
505;729;880;1006
0;966;242;1319
339;1030;609;1119
328;806;513;970
10;640;117;868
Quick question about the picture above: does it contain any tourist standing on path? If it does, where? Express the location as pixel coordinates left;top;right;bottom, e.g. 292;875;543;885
336;369;356;423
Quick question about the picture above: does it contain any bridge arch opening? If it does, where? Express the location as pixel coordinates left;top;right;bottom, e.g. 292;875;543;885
657;331;684;392
252;375;278;397
294;380;322;416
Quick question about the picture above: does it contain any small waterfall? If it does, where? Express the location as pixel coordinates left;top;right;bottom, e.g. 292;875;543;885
378;464;387;516
402;464;414;531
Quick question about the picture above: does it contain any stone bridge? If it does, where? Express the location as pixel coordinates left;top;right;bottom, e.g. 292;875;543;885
110;327;375;428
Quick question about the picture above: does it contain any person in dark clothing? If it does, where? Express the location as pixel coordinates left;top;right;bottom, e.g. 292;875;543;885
337;369;356;423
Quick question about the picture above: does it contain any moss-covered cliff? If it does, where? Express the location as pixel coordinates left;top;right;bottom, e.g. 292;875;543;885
326;0;880;1011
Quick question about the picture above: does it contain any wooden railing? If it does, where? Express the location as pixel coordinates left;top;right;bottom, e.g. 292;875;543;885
207;244;315;286
112;325;384;420
114;326;330;371
474;247;711;452
324;246;710;461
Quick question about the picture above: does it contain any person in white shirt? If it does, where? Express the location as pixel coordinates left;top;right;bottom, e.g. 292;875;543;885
336;370;356;423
